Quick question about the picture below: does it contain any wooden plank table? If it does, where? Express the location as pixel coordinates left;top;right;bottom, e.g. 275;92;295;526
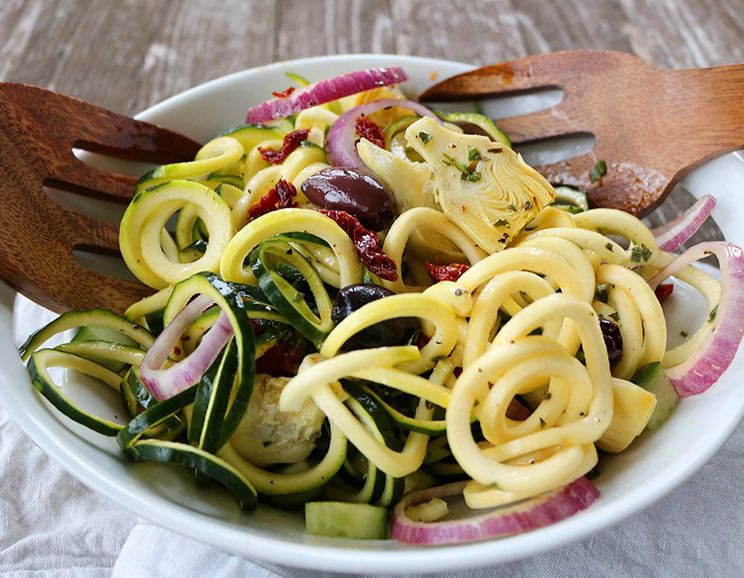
0;0;742;574
2;0;742;113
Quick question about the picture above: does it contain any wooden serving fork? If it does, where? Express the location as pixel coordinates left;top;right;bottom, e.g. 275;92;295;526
420;50;744;215
0;83;200;313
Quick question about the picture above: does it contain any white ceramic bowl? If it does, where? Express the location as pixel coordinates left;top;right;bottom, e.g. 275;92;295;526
3;55;744;575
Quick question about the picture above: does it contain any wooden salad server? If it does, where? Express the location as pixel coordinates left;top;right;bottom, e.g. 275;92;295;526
420;49;744;215
0;83;200;313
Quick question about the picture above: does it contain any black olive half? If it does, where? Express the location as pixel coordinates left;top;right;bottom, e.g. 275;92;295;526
332;283;419;350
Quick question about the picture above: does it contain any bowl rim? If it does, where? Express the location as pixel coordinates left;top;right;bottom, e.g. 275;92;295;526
2;53;744;574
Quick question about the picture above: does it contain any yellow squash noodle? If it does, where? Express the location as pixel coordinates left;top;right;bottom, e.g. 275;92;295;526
381;207;487;293
278;348;437;478
220;208;362;286
446;295;613;497
119;180;234;288
320;293;459;374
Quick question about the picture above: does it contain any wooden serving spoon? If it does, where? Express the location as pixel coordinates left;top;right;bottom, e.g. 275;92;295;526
420;49;744;215
0;83;200;314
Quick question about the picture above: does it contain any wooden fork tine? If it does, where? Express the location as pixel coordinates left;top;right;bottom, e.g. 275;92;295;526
419;50;645;101
495;107;583;144
59;209;122;254
419;52;573;101
24;255;149;313
534;152;664;216
69;99;202;163
45;166;138;203
0;83;201;164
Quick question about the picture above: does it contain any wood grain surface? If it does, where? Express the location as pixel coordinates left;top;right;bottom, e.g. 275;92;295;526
1;0;742;237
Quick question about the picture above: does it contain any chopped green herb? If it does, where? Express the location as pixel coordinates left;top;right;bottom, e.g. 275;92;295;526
494;219;509;227
630;244;653;263
680;330;689;338
508;203;517;211
595;284;609;303
442;153;481;182
468;148;482;162
539;417;546;428
418;131;432;144
589;160;607;183
524;200;532;210
708;304;719;323
609;311;620;322
605;242;614;252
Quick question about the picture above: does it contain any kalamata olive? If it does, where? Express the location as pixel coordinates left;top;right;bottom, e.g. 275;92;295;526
301;167;395;230
332;283;419;350
599;317;623;365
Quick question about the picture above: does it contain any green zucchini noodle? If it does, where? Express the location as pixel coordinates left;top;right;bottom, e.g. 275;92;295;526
20;70;730;533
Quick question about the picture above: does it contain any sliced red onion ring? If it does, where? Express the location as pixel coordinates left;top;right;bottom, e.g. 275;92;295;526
140;296;234;400
326;98;439;168
649;241;744;397
652;195;716;252
246;67;408;124
391;477;599;545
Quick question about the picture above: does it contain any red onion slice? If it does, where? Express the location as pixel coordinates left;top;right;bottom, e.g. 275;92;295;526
652;195;716;252
649;241;744;397
326;99;439;168
245;67;408;124
140;296;233;400
391;477;599;545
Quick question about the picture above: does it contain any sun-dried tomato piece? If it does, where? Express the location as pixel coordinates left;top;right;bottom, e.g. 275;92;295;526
425;261;470;282
318;209;398;281
247;179;298;221
355;116;385;148
258;129;309;165
256;339;310;377
655;283;674;303
271;86;296;99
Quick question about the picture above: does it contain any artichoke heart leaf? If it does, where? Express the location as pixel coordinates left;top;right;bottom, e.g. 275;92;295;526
405;117;555;253
357;137;437;213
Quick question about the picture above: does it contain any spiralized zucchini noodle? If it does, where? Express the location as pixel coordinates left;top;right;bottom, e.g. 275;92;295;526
20;67;744;545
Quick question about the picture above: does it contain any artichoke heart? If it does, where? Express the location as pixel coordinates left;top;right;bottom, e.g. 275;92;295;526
231;373;326;466
405;117;555;253
357;137;437;212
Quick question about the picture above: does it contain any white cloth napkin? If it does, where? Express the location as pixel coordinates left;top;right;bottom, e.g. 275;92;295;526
3;389;744;577
0;406;134;578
